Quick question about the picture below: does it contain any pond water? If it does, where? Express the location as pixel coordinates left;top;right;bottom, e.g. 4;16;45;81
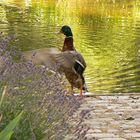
0;0;140;94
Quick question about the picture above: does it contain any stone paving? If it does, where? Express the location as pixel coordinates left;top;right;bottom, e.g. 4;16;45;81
64;94;140;140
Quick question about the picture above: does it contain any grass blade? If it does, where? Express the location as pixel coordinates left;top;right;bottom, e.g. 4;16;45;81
0;86;7;107
0;111;23;140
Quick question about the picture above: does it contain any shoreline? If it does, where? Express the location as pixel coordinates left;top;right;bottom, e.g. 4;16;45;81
65;94;140;140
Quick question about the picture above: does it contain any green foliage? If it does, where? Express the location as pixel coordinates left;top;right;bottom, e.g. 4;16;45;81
0;87;23;140
0;86;6;107
0;112;23;140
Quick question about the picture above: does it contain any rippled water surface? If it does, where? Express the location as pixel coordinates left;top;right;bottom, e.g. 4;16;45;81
0;0;140;94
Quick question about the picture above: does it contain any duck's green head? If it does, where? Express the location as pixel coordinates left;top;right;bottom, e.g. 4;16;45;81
60;25;73;37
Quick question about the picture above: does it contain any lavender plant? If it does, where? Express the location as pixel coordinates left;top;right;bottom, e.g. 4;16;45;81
0;34;81;140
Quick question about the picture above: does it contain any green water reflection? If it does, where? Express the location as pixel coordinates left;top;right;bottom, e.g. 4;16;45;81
0;0;140;93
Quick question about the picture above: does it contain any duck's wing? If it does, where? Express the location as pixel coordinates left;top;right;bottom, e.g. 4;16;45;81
23;49;86;72
75;52;87;68
53;51;75;69
53;51;86;70
23;48;60;66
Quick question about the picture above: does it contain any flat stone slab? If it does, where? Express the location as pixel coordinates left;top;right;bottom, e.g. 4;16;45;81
64;94;140;140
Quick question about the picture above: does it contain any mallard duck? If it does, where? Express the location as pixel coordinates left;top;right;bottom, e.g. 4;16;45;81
23;26;87;96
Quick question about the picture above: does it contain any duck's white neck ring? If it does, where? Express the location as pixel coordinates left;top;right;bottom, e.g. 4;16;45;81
66;36;73;38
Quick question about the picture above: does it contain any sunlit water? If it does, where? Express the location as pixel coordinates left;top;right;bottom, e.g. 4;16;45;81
0;0;140;94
